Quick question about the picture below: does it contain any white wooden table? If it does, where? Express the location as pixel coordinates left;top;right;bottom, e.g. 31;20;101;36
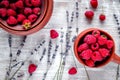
0;0;120;80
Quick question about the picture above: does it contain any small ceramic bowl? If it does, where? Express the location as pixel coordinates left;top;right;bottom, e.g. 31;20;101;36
74;28;119;67
0;0;53;35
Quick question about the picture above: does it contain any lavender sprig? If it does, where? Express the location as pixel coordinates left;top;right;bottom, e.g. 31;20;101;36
39;48;46;62
13;36;27;62
116;65;120;80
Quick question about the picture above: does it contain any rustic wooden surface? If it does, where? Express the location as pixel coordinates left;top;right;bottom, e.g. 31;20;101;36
0;0;120;80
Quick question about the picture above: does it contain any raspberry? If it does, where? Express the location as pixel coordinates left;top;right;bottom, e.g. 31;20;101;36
106;40;114;49
22;19;31;30
28;64;37;75
99;14;106;21
68;67;77;75
31;0;41;7
0;8;7;18
15;0;24;9
25;0;32;7
85;59;95;67
7;9;16;17
85;10;94;19
78;43;89;52
24;7;32;15
28;14;37;23
7;16;17;26
98;35;107;45
91;43;99;51
17;14;26;23
90;0;98;9
79;49;92;60
33;7;41;15
92;30;100;38
10;3;17;10
0;0;9;8
84;34;96;44
50;29;59;39
99;48;110;58
91;51;103;62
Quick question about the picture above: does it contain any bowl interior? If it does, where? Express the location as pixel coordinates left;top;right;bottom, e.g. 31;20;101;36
0;0;48;31
74;28;115;67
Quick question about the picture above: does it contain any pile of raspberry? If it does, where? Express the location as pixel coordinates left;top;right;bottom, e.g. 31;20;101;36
0;0;41;30
77;30;114;67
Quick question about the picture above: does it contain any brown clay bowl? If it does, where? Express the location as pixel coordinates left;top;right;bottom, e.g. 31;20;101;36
0;0;53;35
74;28;119;67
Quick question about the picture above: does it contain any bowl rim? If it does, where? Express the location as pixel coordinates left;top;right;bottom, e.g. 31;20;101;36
0;0;53;35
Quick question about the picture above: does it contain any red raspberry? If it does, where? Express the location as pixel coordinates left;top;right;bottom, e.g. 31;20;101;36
92;30;100;38
10;3;17;10
98;35;107;45
50;29;59;39
85;59;95;67
99;14;106;21
7;9;16;17
24;7;32;15
78;43;89;52
7;16;17;26
68;67;77;75
22;19;31;30
33;7;41;15
84;34;96;44
106;40;114;49
85;10;94;19
0;0;9;8
0;8;7;18
79;49;92;60
99;48;110;58
90;0;98;9
28;64;37;75
25;0;32;7
28;14;37;23
31;0;41;7
91;51;103;62
17;14;26;23
91;43;99;51
15;0;24;9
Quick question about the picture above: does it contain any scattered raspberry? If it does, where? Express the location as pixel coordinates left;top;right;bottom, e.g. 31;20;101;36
85;10;94;19
28;14;37;23
106;40;114;49
24;7;32;15
33;7;41;15
92;30;100;38
90;0;98;9
78;43;89;52
68;67;77;75
98;35;107;45
85;59;94;67
84;34;96;44
25;0;32;7
28;64;37;75
17;14;26;23
99;48;110;58
0;0;9;8
10;3;16;10
99;14;106;21
15;0;24;9
22;19;31;30
7;16;18;26
91;51;103;62
0;8;7;18
50;29;59;39
7;9;16;16
31;0;41;7
79;49;92;60
91;43;99;51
